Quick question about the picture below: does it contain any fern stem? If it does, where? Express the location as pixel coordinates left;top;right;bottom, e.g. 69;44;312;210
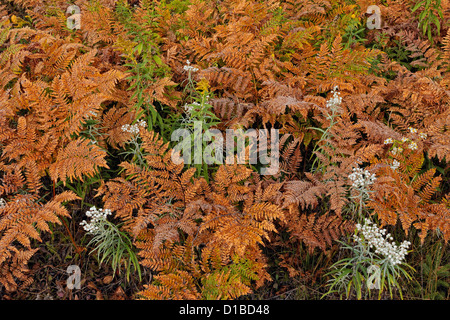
60;216;86;255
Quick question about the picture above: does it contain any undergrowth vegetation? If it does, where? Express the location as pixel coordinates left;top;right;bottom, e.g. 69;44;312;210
0;0;449;300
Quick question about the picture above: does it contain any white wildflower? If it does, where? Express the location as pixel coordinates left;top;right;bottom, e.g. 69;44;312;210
391;146;403;155
390;159;400;171
80;206;112;235
348;167;377;189
183;101;200;114
408;127;418;134
401;137;409;143
326;89;342;110
121;119;146;135
183;60;199;73
355;219;410;266
408;141;418;150
383;138;393;144
419;132;427;140
183;104;192;113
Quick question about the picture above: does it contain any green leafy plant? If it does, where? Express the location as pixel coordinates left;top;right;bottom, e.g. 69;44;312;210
174;78;220;180
347;166;377;221
115;0;173;134
415;240;450;299
411;0;444;43
309;88;343;174
201;255;259;300
119;119;148;168
342;12;366;48
324;219;414;300
80;206;142;283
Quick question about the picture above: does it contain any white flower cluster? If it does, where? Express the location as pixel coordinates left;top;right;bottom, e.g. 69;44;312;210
385;132;423;151
390;146;403;155
408;126;427;140
326;88;342;110
408;141;418;150
348;167;376;189
355;220;411;266
390;159;400;171
408;127;417;134
407;126;426;139
121;119;146;135
80;206;112;234
391;145;411;153
0;198;6;208
183;60;199;73
397;137;418;150
183;101;200;114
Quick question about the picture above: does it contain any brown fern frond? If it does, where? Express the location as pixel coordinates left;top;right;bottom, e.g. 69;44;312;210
282;179;326;211
138;270;201;300
99;106;136;148
368;147;448;243
288;210;354;253
0;189;78;291
48;138;109;184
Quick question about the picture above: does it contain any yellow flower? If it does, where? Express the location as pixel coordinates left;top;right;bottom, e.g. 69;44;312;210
196;78;210;94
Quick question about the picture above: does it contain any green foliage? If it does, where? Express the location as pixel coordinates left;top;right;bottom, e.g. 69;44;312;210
324;226;415;300
84;214;142;283
115;0;172;133
415;240;450;299
161;0;192;14
411;0;444;43
201;256;259;299
173;79;220;180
